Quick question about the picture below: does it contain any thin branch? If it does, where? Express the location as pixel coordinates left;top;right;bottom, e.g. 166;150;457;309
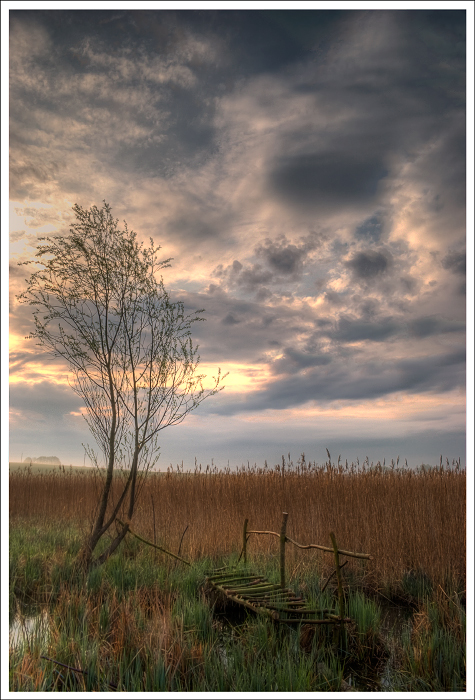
40;655;119;691
116;519;191;565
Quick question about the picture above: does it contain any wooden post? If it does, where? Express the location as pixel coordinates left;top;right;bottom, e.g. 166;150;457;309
243;518;249;565
330;531;344;647
280;512;289;589
330;532;344;619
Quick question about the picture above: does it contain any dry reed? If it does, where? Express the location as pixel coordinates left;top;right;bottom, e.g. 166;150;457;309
9;459;465;592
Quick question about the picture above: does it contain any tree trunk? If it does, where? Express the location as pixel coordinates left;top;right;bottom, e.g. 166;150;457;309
91;523;130;568
73;468;134;572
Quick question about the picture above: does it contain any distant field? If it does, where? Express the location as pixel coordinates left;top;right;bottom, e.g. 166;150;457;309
9;462;99;475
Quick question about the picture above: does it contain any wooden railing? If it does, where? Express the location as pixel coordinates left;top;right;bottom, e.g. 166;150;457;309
241;511;372;620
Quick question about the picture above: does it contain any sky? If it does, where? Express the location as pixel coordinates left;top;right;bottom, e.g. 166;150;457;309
5;3;473;470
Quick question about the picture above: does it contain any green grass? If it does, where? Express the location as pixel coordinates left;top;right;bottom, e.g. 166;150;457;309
392;592;466;692
9;520;466;692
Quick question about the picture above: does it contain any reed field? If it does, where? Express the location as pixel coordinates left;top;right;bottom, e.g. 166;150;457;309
9;456;466;692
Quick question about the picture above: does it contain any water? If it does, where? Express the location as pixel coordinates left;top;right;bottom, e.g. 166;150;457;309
9;610;50;650
377;603;413;690
213;602;407;692
9;595;414;690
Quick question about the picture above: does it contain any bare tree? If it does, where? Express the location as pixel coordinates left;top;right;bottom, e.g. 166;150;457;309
18;202;224;570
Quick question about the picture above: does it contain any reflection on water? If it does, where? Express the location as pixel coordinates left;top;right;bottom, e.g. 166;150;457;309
9;610;49;650
378;604;413;690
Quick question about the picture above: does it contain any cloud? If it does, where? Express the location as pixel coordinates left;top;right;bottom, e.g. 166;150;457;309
332;315;401;342
236;265;274;291
221;312;241;326
355;213;385;243
9;381;84;422
9;350;61;377
9;264;28;280
255;234;318;275
269;151;388;212
409;316;465;338
210;348;465;416
271;347;332;375
215;260;274;293
442;251;466;276
345;250;391;279
9;14;51;64
7;10;467;467
210;233;324;301
176;288;314;363
10;230;28;243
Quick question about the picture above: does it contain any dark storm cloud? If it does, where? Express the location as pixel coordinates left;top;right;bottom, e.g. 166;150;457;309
396;350;465;389
128;8;315;74
332;315;401;342
269;151;388;211
345;250;391;279
166;212;225;244
10;381;83;420
255;235;317;275
214;260;274;293
340;239;420;301
9;11;222;184
271;347;332;375
324;290;348;307
209;349;465;416
289;10;465;107
213;235;320;297
176;289;312;362
409;316;465;338
214;262;276;294
236;265;274;291
9;8;345;185
326;314;464;344
442;251;466;276
261;10;465;232
176;269;464;382
398;276;418;295
402;126;466;242
41;8;342;76
221;313;241;326
258;241;304;274
9;9;465;244
397;10;466;111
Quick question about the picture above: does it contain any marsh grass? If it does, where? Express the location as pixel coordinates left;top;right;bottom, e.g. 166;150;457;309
9;547;347;692
393;586;466;692
9;542;466;692
9;458;466;692
10;457;465;594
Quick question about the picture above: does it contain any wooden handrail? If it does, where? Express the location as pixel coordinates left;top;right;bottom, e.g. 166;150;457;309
246;526;372;560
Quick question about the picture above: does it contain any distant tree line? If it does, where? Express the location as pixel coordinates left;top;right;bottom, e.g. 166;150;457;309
23;456;61;465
